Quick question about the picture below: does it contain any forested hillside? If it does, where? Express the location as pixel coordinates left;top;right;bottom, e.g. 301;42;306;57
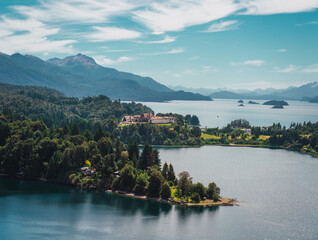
0;83;152;131
0;83;202;146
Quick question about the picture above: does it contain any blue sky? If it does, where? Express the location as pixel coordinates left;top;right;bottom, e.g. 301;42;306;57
0;0;317;90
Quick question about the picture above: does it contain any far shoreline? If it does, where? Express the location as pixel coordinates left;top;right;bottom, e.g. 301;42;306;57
150;143;318;158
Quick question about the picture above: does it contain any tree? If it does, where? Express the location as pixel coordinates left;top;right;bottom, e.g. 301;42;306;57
191;182;206;200
139;142;152;170
70;122;80;135
161;182;171;199
191;192;201;203
206;182;221;201
128;140;139;166
134;173;148;195
47;151;61;179
162;162;168;180
98;137;112;156
185;114;192;124
147;168;163;198
119;163;137;192
0;121;10;146
94;126;105;142
167;164;176;183
177;171;192;196
153;149;161;168
190;115;200;126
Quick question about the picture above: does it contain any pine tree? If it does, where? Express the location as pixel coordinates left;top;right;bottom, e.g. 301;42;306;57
162;162;168;180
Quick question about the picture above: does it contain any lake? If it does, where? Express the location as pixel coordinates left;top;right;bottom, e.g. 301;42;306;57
1;146;318;240
137;99;318;128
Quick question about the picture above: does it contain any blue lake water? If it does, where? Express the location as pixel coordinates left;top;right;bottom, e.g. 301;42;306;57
138;99;318;127
1;146;318;240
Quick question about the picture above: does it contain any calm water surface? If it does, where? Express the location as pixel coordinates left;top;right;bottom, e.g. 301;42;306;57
138;99;318;127
1;146;318;240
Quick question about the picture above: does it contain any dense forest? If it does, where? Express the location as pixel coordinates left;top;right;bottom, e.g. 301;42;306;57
0;114;220;203
0;83;202;146
202;119;318;156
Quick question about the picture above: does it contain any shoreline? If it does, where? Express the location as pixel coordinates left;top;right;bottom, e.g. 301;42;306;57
150;143;317;158
0;175;238;207
111;190;238;207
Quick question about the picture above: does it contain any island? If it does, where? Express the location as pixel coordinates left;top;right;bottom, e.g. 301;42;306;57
272;105;284;109
263;100;289;106
238;103;245;107
248;101;259;104
238;99;244;103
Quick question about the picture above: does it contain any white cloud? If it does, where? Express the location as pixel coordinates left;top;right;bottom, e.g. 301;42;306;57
94;55;135;65
231;59;265;66
201;65;219;72
277;49;287;52
302;63;318;72
296;21;318;26
0;17;75;54
138;35;176;44
13;0;139;23
205;20;238;32
144;48;184;56
240;0;318;15
133;0;239;34
274;64;299;72
87;27;142;42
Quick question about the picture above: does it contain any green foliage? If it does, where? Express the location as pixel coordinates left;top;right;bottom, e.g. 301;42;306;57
191;192;201;203
162;162;168;180
190;182;206;200
0;84;152;132
147;167;164;198
167;164;176;183
118;163;137;192
133;173;149;195
161;182;171;199
207;182;221;201
177;171;192;196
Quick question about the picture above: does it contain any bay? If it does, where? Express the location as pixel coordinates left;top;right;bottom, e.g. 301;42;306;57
1;146;318;240
137;99;318;128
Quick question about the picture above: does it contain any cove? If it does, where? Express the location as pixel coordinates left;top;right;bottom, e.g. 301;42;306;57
1;145;318;240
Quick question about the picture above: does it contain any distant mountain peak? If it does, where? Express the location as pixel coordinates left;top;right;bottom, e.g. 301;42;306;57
47;53;97;67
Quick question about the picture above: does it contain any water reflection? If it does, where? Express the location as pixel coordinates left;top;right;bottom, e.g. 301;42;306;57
0;176;219;220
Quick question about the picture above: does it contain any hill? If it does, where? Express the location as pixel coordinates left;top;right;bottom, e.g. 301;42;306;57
309;95;318;103
0;53;210;102
279;82;318;100
0;82;153;130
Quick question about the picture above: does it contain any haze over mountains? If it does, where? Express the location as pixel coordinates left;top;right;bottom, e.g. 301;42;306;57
171;82;318;101
0;53;210;102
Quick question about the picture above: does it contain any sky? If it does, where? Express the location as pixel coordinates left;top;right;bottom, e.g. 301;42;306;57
0;0;318;90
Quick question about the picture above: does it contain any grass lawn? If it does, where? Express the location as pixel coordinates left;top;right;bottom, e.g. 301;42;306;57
258;135;271;140
201;133;221;140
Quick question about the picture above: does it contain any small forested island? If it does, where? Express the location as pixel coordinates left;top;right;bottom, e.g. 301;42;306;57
238;100;244;103
238;104;245;107
263;100;289;106
248;101;259;104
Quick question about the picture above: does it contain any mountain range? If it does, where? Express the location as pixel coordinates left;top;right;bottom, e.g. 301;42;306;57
171;82;318;101
0;53;211;102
